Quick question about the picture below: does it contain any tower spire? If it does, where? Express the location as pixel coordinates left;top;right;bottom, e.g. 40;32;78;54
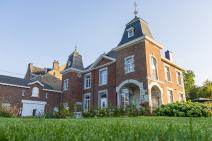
134;1;138;17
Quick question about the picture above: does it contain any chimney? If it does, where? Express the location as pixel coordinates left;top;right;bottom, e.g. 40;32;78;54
165;50;173;62
53;60;59;71
28;63;33;71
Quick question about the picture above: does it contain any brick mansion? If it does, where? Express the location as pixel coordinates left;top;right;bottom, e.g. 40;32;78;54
0;12;185;116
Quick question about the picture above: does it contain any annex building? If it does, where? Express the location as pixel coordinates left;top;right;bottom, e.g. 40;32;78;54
0;13;185;116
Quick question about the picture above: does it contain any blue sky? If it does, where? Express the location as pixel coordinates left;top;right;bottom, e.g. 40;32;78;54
0;0;211;85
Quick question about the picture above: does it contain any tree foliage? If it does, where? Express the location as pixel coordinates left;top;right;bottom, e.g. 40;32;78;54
183;70;196;98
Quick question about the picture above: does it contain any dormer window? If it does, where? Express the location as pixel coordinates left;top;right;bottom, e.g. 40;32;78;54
127;27;135;38
32;87;39;97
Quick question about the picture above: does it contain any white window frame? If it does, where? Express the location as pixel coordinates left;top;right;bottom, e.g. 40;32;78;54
176;70;183;86
98;90;108;109
84;73;91;89
164;64;172;82
167;88;174;104
178;92;185;102
99;67;108;86
45;93;48;99
63;79;69;91
124;55;135;74
150;55;159;80
22;89;26;97
32;87;39;97
83;93;91;112
127;27;135;38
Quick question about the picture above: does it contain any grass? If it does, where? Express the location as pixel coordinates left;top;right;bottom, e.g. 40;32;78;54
0;116;211;141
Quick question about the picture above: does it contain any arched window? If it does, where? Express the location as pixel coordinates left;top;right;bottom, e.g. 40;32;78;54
151;56;158;80
32;87;39;97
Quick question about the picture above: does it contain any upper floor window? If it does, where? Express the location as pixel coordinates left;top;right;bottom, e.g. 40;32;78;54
164;65;171;82
98;90;108;108
99;68;108;86
176;71;183;86
127;27;135;38
63;79;69;91
124;55;135;73
151;56;158;80
84;73;91;89
22;89;26;97
32;87;39;97
167;89;174;104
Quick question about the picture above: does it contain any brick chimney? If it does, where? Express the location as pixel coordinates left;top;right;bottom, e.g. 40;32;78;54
53;60;59;71
165;50;173;62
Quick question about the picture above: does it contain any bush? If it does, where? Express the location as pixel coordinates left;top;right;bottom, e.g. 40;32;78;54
0;104;15;118
82;106;145;118
156;101;211;117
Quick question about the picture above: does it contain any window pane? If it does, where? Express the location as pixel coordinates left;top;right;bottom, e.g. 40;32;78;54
99;69;107;85
151;57;158;80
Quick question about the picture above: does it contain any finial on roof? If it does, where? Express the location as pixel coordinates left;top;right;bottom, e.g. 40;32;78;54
134;1;138;17
74;44;77;51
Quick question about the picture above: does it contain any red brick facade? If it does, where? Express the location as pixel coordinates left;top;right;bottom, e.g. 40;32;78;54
0;15;185;115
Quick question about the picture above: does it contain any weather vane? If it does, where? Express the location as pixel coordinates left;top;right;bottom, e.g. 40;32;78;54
74;44;77;51
134;1;138;17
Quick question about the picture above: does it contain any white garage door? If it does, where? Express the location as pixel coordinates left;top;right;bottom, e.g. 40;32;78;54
22;100;47;116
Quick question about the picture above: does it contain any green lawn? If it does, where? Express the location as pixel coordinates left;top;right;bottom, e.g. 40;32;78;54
0;117;211;141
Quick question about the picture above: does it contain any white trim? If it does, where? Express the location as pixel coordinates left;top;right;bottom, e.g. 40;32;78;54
84;73;91;90
93;61;115;70
146;77;164;84
116;79;145;107
175;69;184;87
99;67;108;86
98;89;108;108
0;82;30;89
167;88;174;104
124;55;135;74
164;63;172;82
63;79;69;91
43;89;62;93
161;57;184;71
61;67;83;74
83;93;91;111
113;36;163;51
126;27;135;31
150;54;159;81
28;81;44;87
148;82;164;107
22;100;47;105
88;54;116;70
127;27;135;38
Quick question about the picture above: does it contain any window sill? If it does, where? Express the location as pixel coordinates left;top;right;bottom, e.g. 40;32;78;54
125;70;135;74
99;83;107;86
84;87;91;90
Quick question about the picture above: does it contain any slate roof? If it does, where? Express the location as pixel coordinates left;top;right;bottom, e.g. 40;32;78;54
31;74;62;91
0;75;30;86
118;16;153;46
0;74;58;91
65;49;84;70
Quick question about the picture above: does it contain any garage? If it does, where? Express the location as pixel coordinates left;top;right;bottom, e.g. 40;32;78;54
21;100;47;116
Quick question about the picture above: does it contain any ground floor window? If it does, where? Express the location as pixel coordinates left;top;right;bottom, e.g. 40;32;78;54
179;93;184;101
98;90;108;108
83;94;90;112
167;90;174;103
120;88;132;108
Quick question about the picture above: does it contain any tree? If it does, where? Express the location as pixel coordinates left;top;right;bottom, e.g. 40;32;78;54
183;70;195;98
202;80;212;98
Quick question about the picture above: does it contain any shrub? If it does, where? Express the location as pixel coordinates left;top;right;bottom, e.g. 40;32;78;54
82;106;145;118
156;101;211;117
0;104;15;118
